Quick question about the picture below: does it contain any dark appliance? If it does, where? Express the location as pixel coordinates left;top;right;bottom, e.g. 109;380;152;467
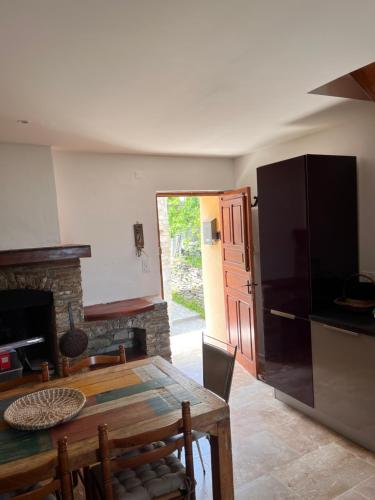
257;154;358;406
0;289;54;372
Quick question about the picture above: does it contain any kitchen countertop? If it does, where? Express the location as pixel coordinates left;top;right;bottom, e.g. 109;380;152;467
310;306;375;336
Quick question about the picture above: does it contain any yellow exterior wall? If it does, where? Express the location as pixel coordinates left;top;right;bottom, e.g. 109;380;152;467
200;196;227;342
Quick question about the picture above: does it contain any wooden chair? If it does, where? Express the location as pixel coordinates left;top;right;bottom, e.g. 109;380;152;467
0;361;49;392
93;401;195;500
182;333;237;475
62;345;126;377
0;437;73;500
62;345;126;493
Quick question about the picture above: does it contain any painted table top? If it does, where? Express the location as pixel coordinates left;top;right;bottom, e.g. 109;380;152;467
0;356;228;479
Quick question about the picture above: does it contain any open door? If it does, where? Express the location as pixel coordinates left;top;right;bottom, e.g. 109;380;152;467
220;187;258;377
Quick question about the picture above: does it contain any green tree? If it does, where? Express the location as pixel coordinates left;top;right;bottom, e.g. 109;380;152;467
167;197;202;267
167;197;200;241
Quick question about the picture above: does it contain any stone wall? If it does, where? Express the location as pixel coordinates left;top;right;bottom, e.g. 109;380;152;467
0;259;171;371
157;197;172;303
171;260;204;308
82;299;171;360
0;259;84;367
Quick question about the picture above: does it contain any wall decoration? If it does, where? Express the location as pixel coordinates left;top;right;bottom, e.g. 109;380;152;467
133;223;144;257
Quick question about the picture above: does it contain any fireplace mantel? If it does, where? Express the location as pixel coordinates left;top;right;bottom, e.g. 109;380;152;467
0;244;91;267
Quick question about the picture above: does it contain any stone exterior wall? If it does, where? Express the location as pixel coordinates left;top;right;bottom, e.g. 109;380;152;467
157;197;172;303
171;260;204;308
0;259;171;371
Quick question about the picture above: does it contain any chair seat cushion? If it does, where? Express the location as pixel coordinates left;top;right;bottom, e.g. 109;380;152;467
92;442;190;499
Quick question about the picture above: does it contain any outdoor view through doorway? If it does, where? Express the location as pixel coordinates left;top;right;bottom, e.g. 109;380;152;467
157;196;209;337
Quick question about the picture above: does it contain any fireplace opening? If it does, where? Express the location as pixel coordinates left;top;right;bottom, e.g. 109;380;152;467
126;327;147;360
0;289;55;376
102;327;147;362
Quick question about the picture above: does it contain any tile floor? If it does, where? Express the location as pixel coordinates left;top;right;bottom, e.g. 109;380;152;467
171;331;375;500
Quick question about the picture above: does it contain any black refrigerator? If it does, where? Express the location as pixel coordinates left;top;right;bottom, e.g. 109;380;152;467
257;154;358;407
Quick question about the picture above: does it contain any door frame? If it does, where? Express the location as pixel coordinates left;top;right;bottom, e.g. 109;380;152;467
155;189;258;375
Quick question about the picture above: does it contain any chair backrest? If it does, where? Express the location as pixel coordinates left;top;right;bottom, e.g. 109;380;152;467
62;344;126;377
0;437;73;500
0;361;49;393
97;401;195;500
202;334;237;403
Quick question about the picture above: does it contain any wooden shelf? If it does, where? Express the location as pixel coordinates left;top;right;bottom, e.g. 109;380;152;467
84;297;155;322
0;245;91;267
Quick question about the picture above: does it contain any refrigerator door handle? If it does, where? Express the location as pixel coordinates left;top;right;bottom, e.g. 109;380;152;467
270;309;296;320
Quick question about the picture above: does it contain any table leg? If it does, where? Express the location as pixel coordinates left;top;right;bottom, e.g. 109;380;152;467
210;417;234;500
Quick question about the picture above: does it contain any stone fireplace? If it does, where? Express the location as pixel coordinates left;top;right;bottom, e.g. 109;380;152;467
0;245;171;374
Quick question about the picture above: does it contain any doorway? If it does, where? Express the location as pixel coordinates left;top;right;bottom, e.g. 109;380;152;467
157;195;208;337
156;189;258;377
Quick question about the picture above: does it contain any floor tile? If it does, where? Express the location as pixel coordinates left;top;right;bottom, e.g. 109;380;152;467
236;474;300;500
171;330;375;499
268;414;337;454
334;490;367;499
353;474;375;499
233;430;300;486
272;442;375;500
333;435;375;467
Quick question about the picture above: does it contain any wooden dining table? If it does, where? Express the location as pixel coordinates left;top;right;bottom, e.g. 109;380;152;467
0;356;234;499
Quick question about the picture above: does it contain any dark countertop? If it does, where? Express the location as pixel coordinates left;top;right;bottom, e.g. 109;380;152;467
310;306;375;337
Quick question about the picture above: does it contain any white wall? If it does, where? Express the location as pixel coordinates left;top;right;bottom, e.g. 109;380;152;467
234;102;375;356
53;152;234;305
0;143;60;250
235;102;375;275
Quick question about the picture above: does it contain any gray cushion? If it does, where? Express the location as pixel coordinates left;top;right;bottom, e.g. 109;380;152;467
93;442;189;500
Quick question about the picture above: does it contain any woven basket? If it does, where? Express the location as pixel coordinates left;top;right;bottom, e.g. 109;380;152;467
335;273;375;312
4;387;86;431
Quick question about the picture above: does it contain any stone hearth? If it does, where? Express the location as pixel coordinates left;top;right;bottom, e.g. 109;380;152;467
0;245;171;373
82;302;171;360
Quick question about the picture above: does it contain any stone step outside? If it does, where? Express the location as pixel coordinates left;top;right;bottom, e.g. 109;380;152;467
168;301;201;324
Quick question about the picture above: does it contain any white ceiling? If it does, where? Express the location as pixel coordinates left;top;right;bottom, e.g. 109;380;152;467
0;0;374;157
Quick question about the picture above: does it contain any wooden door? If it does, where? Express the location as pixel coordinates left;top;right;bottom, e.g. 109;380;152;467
220;188;257;376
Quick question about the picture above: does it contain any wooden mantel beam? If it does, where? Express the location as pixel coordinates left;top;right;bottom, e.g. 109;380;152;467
0;244;91;267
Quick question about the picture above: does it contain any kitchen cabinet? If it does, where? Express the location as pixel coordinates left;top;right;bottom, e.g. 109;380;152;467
263;310;313;406
311;320;375;450
257;154;358;406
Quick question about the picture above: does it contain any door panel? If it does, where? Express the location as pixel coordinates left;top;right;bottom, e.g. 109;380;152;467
226;295;238;347
221;194;249;271
224;269;251;298
232;204;243;245
238;300;254;362
307;155;358;309
223;248;245;267
220;188;257;376
263;309;314;407
257;156;310;317
221;206;232;244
